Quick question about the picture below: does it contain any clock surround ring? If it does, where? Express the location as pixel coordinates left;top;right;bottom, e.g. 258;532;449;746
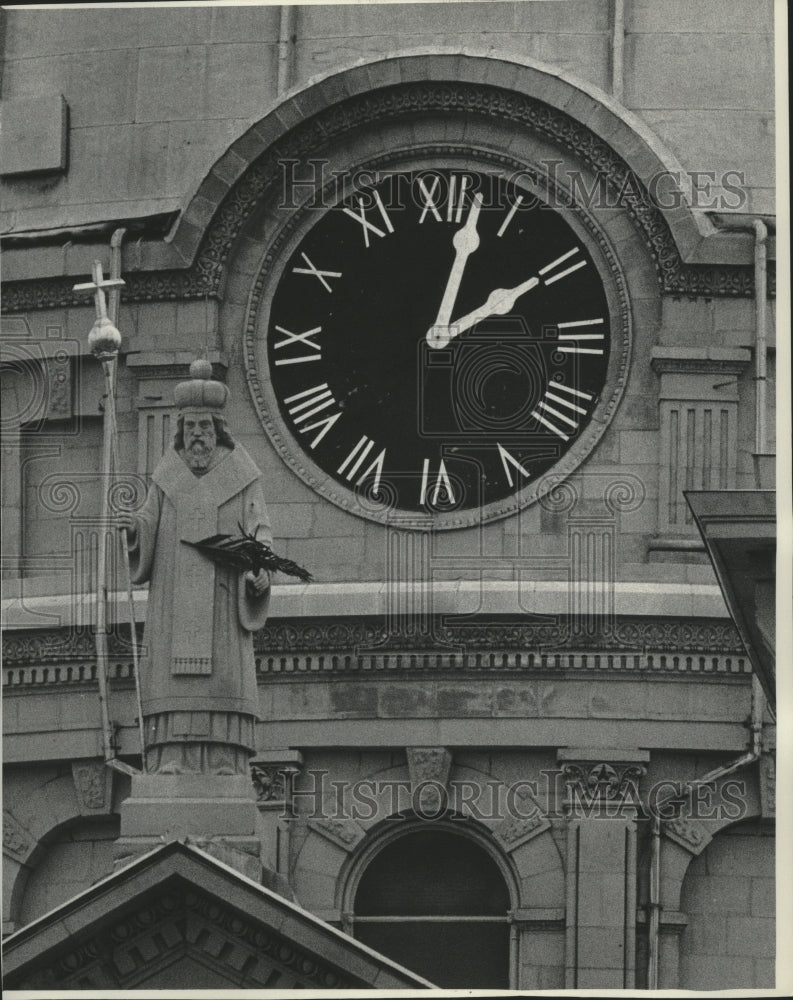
244;145;632;530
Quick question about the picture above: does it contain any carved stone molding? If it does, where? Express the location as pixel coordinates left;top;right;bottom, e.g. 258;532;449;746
250;764;301;805
250;765;286;803
561;762;646;807
253;616;747;656
2;808;39;864
72;759;113;814
405;747;452;814
3;617;751;688
9;886;355;990
3;82;767;315
250;750;303;804
308;816;365;853
651;349;752;379
492;799;551;852
662;815;713;855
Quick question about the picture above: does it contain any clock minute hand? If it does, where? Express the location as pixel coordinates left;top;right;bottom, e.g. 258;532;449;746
443;276;540;343
433;192;484;330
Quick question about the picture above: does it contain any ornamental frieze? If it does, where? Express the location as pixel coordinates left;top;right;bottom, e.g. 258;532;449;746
3;616;749;687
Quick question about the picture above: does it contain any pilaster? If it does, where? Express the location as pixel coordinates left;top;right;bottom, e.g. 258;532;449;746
559;748;648;989
650;348;751;547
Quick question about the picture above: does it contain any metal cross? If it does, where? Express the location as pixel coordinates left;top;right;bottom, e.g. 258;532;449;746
73;260;125;320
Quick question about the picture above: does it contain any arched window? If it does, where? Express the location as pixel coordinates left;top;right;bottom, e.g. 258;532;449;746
351;827;511;988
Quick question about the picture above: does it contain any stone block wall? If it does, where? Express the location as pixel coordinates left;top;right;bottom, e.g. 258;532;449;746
624;0;775;215
0;0;776;230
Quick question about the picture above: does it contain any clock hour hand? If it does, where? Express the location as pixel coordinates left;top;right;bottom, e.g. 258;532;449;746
430;276;540;347
430;192;483;332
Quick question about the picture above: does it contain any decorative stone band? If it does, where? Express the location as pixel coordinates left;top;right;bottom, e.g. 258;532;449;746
253;647;750;679
3;615;750;688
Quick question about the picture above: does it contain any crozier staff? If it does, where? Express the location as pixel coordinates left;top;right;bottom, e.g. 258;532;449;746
117;359;271;775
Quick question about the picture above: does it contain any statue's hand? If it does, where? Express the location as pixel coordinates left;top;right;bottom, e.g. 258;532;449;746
115;512;138;542
245;568;271;596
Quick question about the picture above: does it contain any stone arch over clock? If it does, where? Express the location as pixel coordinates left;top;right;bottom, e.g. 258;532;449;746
232;68;646;529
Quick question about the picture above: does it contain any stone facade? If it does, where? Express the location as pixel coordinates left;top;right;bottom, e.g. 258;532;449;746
1;2;777;991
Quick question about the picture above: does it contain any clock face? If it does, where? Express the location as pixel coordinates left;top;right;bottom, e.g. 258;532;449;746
261;168;614;520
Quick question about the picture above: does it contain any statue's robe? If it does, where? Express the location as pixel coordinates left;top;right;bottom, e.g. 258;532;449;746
128;443;271;770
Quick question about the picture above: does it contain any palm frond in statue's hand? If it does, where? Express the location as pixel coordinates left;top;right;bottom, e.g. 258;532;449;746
182;523;312;582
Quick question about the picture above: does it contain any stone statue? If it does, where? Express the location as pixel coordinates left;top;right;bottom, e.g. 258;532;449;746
117;360;271;775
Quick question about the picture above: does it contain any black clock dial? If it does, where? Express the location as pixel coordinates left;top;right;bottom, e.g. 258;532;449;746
266;169;611;516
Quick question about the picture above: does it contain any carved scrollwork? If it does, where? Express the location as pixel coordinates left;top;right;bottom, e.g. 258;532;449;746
663;815;713;855
72;760;111;813
562;762;646;804
406;747;452;813
250;764;291;803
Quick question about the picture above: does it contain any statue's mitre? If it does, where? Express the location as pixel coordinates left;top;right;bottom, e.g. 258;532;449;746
174;359;229;413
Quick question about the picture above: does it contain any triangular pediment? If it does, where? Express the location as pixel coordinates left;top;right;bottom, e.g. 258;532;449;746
2;841;432;990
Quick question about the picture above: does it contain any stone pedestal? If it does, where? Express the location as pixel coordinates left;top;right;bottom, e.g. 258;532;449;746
114;773;265;882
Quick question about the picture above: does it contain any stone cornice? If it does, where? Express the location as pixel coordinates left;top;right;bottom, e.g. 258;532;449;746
650;347;752;376
1;580;731;631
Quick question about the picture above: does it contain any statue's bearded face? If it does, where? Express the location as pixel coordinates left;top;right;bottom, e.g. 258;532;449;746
182;412;217;471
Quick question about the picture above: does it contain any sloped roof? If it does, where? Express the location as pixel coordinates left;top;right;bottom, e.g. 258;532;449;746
686;490;776;708
2;839;433;990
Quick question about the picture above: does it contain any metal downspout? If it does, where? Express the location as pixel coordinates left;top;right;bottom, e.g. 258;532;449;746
647;816;661;989
753;219;769;456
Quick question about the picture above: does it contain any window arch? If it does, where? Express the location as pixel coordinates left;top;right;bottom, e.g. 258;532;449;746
348;823;512;988
19;815;121;926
